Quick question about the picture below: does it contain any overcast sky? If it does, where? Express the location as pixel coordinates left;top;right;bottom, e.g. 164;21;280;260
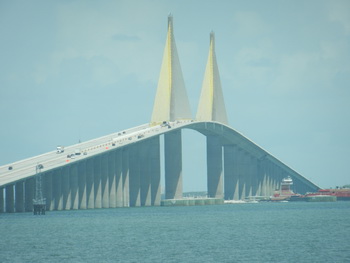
1;0;349;191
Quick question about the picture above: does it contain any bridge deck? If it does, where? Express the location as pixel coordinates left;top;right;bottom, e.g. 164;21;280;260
0;120;320;191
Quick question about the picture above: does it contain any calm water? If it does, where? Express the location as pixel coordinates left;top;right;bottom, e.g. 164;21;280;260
1;202;350;263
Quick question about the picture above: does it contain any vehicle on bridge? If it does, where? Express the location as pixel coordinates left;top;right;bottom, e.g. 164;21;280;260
56;146;64;153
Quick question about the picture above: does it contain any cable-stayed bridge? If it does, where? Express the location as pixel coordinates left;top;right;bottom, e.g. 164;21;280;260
0;15;320;213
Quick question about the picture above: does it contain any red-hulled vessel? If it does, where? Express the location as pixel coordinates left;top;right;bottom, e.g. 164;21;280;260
270;176;301;201
306;188;350;201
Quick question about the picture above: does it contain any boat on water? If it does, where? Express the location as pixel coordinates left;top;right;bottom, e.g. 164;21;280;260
270;176;301;201
224;200;246;204
298;188;350;201
224;199;259;204
271;177;346;202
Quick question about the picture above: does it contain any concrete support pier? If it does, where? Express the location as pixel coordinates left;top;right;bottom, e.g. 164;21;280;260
0;187;4;213
78;162;87;209
101;154;110;208
165;130;183;199
140;141;151;206
242;152;252;199
15;181;24;212
62;166;71;210
108;151;117;208
223;145;235;200
6;185;14;213
94;156;102;208
25;177;34;212
53;170;63;210
150;136;161;206
86;158;95;209
70;164;79;210
236;149;245;200
129;145;141;207
207;135;223;198
122;148;130;207
113;150;123;207
44;172;53;211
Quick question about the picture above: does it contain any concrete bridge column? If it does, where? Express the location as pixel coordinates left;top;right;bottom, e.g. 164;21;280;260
6;184;14;213
207;135;223;199
236;149;246;200
101;154;109;208
264;161;271;196
266;176;271;196
15;181;24;212
114;150;123;207
259;174;265;197
25;177;34;212
70;164;79;210
0;187;4;213
250;156;259;197
150;136;161;206
257;160;265;196
268;162;274;194
244;153;253;198
228;146;237;199
224;145;235;200
256;160;265;197
53;169;63;210
140;141;151;206
129;145;141;207
43;172;53;211
231;146;240;200
263;174;268;197
62;166;71;210
94;156;102;208
165;130;183;199
274;165;280;191
269;175;275;196
274;166;281;187
271;164;278;193
108;151;117;208
122;148;130;207
78;161;87;209
266;175;272;196
86;158;95;209
273;178;278;193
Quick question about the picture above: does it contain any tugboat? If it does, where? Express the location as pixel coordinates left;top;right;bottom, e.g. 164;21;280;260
270;176;300;201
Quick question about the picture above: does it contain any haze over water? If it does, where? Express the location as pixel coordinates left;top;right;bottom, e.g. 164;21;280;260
1;202;349;262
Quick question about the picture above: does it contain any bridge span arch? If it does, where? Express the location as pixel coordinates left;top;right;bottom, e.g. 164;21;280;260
185;121;319;198
0;120;320;213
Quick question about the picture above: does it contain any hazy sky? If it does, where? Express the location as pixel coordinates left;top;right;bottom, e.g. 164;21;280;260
1;0;349;191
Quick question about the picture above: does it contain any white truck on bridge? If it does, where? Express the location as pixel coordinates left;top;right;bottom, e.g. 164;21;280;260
56;146;64;153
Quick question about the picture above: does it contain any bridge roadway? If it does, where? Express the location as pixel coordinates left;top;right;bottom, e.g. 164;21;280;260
0;120;320;213
0;121;192;187
0;119;318;191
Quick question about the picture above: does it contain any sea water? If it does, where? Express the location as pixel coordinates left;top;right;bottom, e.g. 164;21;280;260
1;202;350;263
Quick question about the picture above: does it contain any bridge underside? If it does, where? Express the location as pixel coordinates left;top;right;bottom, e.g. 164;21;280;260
0;122;319;213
